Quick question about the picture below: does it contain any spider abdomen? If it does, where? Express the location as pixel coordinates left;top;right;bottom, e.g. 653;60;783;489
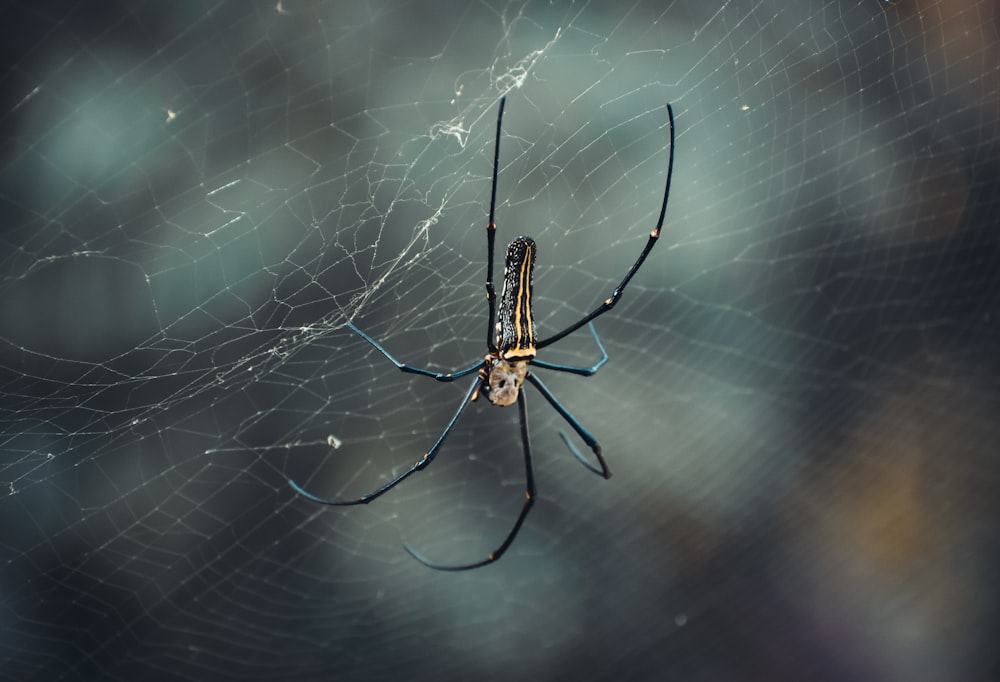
496;235;536;360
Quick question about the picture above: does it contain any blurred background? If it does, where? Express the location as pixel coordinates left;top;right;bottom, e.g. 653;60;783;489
1;1;998;680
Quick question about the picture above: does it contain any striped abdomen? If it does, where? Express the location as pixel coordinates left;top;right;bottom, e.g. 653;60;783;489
496;236;537;359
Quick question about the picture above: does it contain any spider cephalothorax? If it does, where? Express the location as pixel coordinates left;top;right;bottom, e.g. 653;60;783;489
289;96;676;571
483;357;529;406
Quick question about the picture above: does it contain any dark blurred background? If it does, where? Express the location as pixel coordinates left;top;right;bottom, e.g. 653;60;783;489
1;1;998;680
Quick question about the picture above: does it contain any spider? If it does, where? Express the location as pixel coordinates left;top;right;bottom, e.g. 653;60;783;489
290;96;675;570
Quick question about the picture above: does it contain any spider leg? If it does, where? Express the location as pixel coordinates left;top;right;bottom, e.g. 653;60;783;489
526;373;611;479
528;322;607;377
404;386;536;571
536;103;675;350
484;96;506;354
349;322;484;381
289;375;482;505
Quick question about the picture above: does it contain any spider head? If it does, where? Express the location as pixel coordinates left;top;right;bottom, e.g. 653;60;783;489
485;357;528;406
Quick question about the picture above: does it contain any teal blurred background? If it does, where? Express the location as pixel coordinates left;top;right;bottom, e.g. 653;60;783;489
1;1;998;680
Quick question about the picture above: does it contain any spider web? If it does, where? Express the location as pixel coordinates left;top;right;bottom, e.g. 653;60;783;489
2;0;999;680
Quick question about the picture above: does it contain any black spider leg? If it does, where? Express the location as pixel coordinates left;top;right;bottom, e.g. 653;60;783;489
529;322;607;377
289;375;483;505
484;96;506;354
536;102;675;351
524;322;610;477
289;323;486;502
526;373;611;479
405;386;536;571
347;322;484;381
